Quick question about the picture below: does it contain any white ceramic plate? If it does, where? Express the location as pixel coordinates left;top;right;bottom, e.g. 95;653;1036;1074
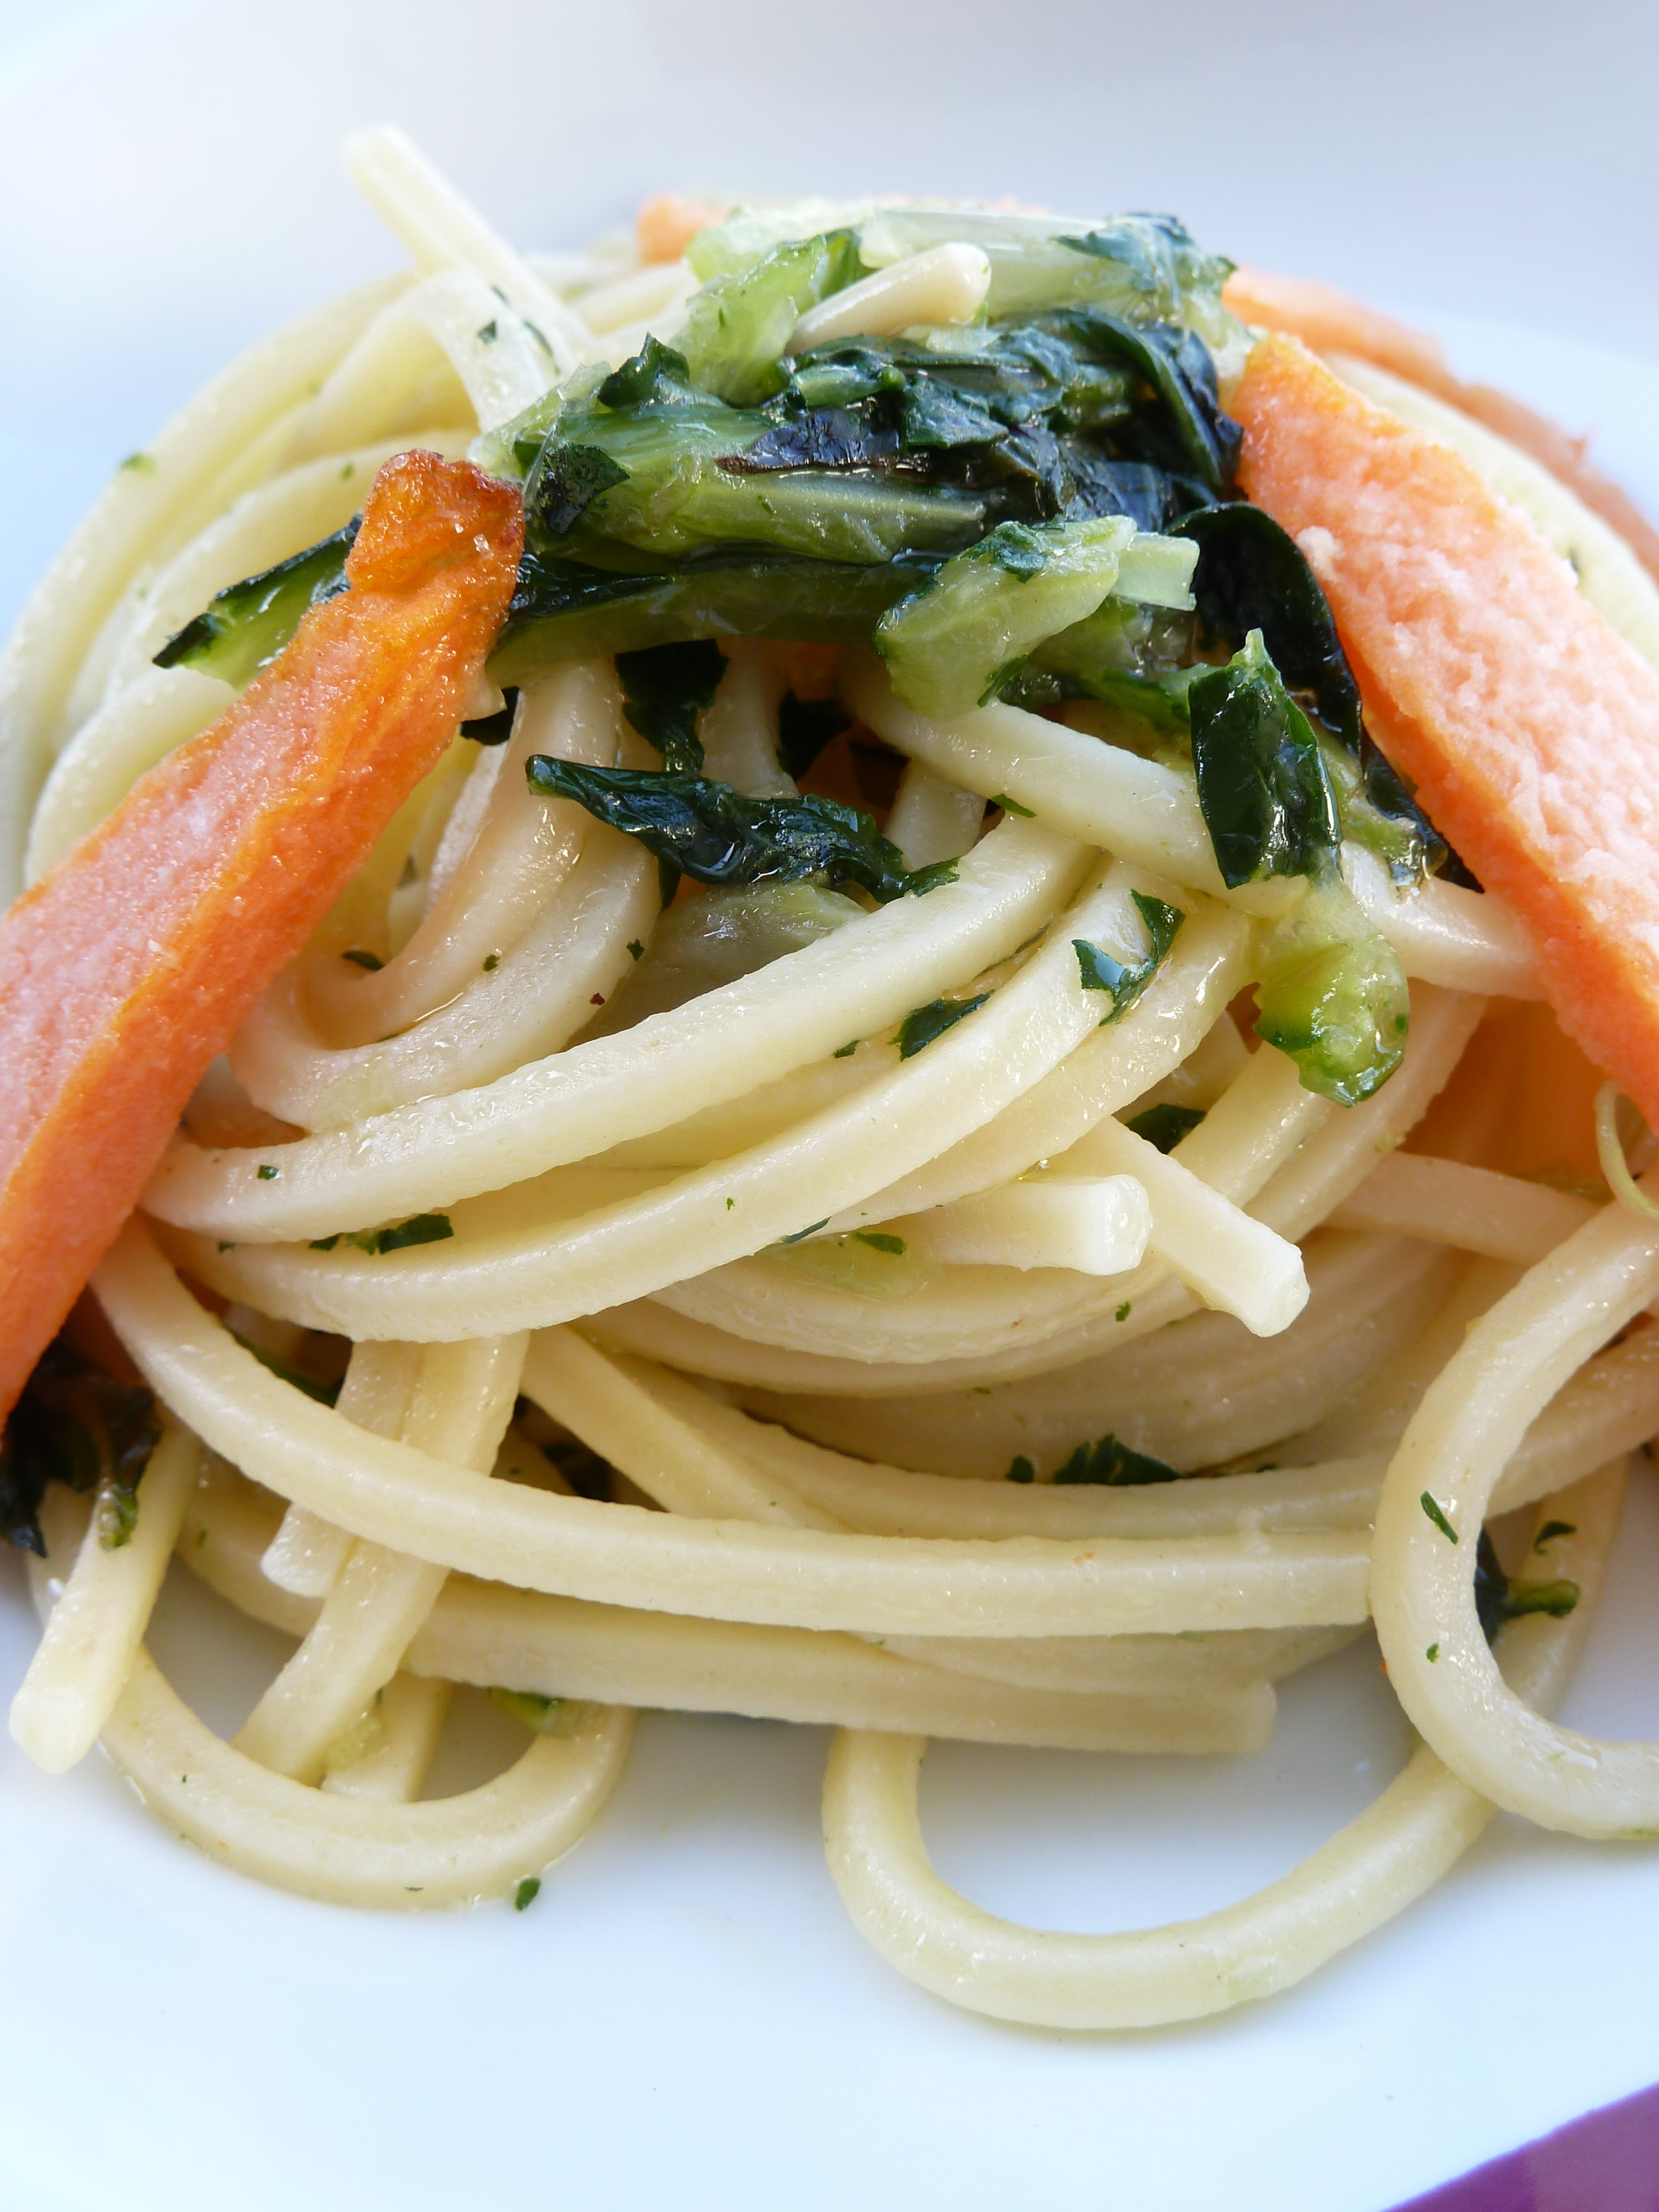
3;7;1659;2206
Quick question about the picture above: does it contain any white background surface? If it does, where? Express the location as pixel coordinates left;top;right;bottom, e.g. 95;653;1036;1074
2;5;1659;2207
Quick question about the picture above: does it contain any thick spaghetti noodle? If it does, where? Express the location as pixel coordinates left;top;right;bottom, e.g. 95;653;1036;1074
5;127;1659;2030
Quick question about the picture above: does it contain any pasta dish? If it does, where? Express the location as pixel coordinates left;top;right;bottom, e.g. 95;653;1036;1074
4;129;1659;2030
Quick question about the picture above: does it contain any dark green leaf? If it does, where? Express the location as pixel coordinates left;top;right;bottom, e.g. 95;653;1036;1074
1005;1455;1036;1483
1053;1433;1181;1486
374;1212;454;1253
526;758;945;904
1176;503;1442;883
729;408;898;472
1040;310;1239;492
154;521;357;689
1189;631;1339;888
1125;1102;1206;1153
895;992;992;1060
1073;893;1183;1021
524;440;630;539
596;335;702;411
615;639;727;774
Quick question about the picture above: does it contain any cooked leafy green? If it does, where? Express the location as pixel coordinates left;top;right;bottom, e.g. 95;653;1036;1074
676;229;864;405
895;992;993;1059
1254;877;1409;1106
1176;503;1441;882
1473;1528;1579;1643
155;522;356;689
1125;1102;1206;1152
0;1334;160;1557
526;758;954;903
490;549;940;684
857;209;1234;338
1053;1433;1181;1485
875;517;1202;718
616;639;727;773
1189;630;1339;889
524;439;630;538
1074;891;1183;1022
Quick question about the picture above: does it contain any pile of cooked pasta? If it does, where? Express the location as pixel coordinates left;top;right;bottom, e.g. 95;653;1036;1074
6;127;1659;2032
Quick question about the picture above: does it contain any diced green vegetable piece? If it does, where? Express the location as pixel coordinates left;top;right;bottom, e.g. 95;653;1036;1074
154;523;356;690
1110;531;1199;609
1253;875;1409;1106
875;516;1136;716
525;759;952;904
677;229;864;405
1189;630;1339;889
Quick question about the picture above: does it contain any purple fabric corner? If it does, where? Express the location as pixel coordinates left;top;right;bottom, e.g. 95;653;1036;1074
1392;2079;1659;2211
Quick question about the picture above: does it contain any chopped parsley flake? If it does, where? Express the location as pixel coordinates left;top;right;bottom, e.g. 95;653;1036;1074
482;952;500;972
1426;1642;1439;1662
853;1231;906;1255
1534;1519;1577;1552
311;1212;454;1255
477;319;499;343
833;1041;858;1058
627;939;644;961
896;992;992;1061
1115;1301;1133;1322
1420;1491;1458;1544
342;947;383;971
119;451;154;474
992;792;1035;817
256;1164;278;1181
514;1877;541;1911
779;1219;830;1245
1005;1455;1036;1484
